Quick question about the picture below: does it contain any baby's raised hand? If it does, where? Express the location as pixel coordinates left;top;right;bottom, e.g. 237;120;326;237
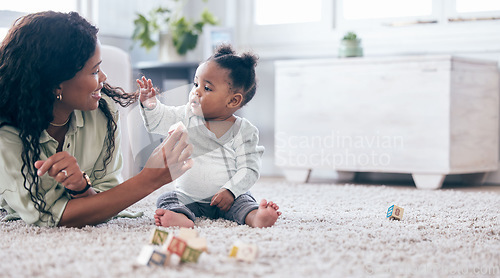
137;76;158;109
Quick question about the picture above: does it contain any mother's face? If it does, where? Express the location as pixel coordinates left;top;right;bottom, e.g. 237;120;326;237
55;42;107;113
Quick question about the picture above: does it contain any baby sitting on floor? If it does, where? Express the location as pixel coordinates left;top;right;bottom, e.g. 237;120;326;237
138;45;281;228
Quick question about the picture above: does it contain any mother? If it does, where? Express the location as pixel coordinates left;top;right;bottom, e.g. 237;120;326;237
0;11;192;227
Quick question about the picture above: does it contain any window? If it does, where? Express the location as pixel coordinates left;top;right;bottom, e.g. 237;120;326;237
0;0;79;41
342;0;433;20
238;0;335;51
1;1;77;13
449;0;500;21
236;0;500;58
338;0;500;27
455;0;500;13
337;0;440;28
254;0;322;25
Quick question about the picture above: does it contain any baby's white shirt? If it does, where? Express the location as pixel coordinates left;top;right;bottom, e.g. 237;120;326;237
140;103;264;202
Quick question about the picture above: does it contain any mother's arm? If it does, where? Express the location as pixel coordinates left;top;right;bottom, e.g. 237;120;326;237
36;127;193;228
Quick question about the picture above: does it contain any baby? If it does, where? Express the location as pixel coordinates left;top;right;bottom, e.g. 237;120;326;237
139;44;281;228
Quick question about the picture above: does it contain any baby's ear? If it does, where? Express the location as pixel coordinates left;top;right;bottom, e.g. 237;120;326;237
228;93;243;108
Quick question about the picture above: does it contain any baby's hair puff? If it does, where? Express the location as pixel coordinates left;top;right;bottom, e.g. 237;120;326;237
208;44;258;106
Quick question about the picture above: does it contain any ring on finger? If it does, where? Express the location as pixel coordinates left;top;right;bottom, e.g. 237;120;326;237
61;170;68;178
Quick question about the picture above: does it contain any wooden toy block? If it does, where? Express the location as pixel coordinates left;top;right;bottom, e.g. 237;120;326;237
139;227;206;267
159;232;174;254
162;252;173;266
178;227;198;241
229;241;258;262
235;243;258;262
228;245;238;258
169;253;182;266
136;245;167;266
187;237;208;252
149;228;169;245
387;205;404;220
167;236;187;257
149;250;168;266
181;246;203;263
137;245;155;266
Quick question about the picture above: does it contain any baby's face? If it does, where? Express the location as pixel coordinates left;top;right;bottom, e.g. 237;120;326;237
189;61;234;121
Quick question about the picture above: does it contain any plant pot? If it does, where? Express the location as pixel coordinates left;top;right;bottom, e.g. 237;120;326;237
338;39;363;58
159;33;185;62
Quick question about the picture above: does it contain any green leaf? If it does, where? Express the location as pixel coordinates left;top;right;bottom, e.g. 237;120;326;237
132;14;157;51
173;32;198;55
201;9;218;25
131;2;219;55
343;31;358;40
193;22;204;33
173;17;190;31
153;7;170;14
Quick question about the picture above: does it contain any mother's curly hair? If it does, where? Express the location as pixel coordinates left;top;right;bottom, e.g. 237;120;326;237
0;11;137;224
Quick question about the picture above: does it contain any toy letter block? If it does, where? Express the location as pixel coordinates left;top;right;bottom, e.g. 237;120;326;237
159;232;174;254
149;250;167;266
387;205;404;220
167;236;187;257
137;245;155;266
228;245;238;258
229;242;258;262
149;228;169;245
187;237;208;253
181;246;203;263
136;245;167;266
178;227;198;241
236;243;258;262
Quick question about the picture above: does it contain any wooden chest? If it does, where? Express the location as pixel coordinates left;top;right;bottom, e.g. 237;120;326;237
274;55;499;189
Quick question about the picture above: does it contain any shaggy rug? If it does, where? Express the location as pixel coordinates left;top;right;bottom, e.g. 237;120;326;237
1;181;499;278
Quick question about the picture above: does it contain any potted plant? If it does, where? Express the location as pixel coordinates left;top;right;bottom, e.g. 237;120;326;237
338;31;363;58
132;0;218;61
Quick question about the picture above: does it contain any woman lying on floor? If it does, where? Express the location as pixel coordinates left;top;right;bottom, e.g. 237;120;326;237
0;11;193;227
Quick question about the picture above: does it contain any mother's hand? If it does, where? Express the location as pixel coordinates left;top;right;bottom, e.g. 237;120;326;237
34;152;88;193
144;125;193;184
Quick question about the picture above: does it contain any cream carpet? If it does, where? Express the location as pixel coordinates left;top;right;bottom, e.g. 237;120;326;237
1;181;499;278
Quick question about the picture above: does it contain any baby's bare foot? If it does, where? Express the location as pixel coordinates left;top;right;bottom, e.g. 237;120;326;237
154;208;194;228
248;199;282;228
